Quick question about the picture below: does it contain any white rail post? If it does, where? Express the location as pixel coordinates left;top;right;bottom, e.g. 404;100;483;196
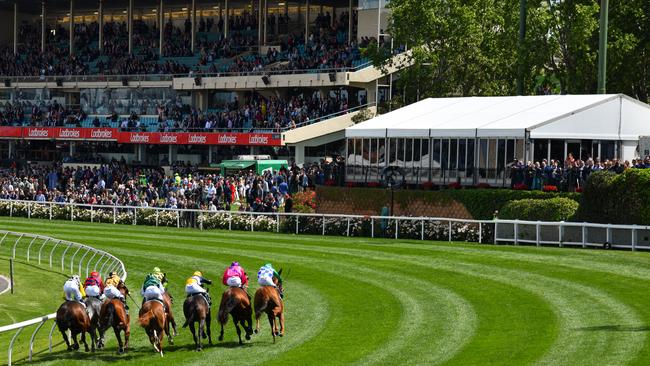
322;215;326;235
348;218;352;237
8;327;24;366
558;221;564;247
49;203;52;220
38;238;50;265
606;224;612;247
9;201;13;217
296;216;300;234
60;242;72;271
421;219;424;241
113;207;117;224
26;236;37;261
229;213;232;231
371;218;374;238
536;222;541;247
632;226;637;251
78;248;93;275
448;220;452;242
582;224;587;248
90;205;94;223
48;322;57;352
199;214;203;230
28;319;47;361
11;234;24;259
479;222;482;243
85;251;99;276
156;210;159;226
28;202;31;218
494;219;498;244
133;207;137;225
251;213;255;232
276;213;280;233
70;245;83;273
394;219;398;239
177;210;180;228
48;240;61;268
71;205;74;221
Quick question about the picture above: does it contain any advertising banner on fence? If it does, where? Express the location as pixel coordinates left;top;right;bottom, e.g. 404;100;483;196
0;128;282;146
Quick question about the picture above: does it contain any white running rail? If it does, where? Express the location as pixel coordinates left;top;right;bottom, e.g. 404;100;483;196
0;230;127;366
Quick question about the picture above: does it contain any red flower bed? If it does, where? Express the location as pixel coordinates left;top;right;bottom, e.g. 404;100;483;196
542;185;558;192
366;182;380;188
448;182;462;189
513;183;529;190
575;187;583;193
476;183;491;189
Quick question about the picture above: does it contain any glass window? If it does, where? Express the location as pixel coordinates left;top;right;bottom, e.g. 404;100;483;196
346;139;354;179
458;139;467;171
534;139;549;163
389;138;397;166
550;140;564;162
479;139;488;178
397;138;405;167
421;138;430;182
488;139;497;179
497;139;506;178
413;139;421;183
441;139;450;172
601;141;616;160
362;139;371;182
432;139;441;178
450;139;458;171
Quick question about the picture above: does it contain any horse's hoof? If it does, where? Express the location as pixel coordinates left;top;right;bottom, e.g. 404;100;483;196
118;348;124;354
196;347;202;352
253;329;258;334
279;333;284;337
245;334;251;341
201;332;207;339
67;346;73;352
73;344;79;351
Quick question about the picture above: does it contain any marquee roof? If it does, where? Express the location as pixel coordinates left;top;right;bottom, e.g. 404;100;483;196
346;94;650;140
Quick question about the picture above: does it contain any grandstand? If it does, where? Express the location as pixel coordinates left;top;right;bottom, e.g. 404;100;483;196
0;0;402;167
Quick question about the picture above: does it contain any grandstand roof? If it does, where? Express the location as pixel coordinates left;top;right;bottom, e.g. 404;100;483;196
346;94;650;141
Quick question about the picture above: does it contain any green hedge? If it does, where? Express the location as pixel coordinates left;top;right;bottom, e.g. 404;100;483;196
446;190;580;220
575;169;650;224
499;197;579;222
316;186;580;220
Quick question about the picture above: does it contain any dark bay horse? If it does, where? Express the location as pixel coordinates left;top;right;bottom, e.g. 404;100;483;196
84;296;103;351
98;282;130;353
56;301;92;352
254;272;285;343
218;287;253;345
139;300;167;357
183;293;212;351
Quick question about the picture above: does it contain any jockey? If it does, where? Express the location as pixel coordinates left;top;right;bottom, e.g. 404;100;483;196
104;271;129;311
185;271;213;304
142;271;165;303
63;275;86;307
84;271;104;299
222;261;249;288
257;263;284;299
152;267;166;289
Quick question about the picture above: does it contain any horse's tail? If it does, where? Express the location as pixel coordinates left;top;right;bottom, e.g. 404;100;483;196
218;293;238;325
254;293;268;319
181;309;194;328
100;302;115;330
139;309;156;328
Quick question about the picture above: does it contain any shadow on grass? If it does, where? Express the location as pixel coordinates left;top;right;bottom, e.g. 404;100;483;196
575;325;650;332
215;341;254;349
21;343;188;364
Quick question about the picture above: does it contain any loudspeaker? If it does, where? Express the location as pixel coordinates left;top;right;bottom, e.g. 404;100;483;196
122;78;129;87
329;72;336;82
4;79;10;87
56;78;63;87
261;75;270;85
194;76;202;86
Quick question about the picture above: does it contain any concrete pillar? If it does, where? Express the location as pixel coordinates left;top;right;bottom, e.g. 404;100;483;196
263;0;267;45
305;0;309;44
69;0;74;55
41;1;46;53
159;0;164;56
13;2;18;55
191;0;196;53
8;140;15;158
208;145;213;164
168;145;177;164
69;141;75;157
294;143;305;165
348;0;353;43
128;0;133;55
98;0;103;52
257;0;262;46
224;0;229;38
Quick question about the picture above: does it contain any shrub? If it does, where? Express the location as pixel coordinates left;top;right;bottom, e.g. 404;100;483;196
575;169;650;225
499;197;579;222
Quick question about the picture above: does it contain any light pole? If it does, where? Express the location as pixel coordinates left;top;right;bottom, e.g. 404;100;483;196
597;0;609;94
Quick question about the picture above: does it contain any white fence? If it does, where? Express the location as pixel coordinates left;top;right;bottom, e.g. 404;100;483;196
0;230;127;366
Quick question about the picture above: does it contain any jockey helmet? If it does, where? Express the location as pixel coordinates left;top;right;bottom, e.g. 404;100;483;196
193;271;202;277
264;263;273;269
109;271;117;277
231;261;239;267
90;271;99;277
153;267;161;274
72;274;80;282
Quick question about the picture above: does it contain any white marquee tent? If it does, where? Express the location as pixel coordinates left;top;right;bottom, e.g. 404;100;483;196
347;94;650;141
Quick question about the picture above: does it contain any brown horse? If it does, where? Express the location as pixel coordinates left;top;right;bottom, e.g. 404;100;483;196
218;287;253;345
98;282;130;353
139;300;167;357
55;301;93;352
182;293;212;351
254;272;285;343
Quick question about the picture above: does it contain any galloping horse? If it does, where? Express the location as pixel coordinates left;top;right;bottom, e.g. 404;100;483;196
98;282;130;353
183;292;212;351
84;296;103;350
218;286;253;345
161;274;178;344
55;301;93;352
254;271;285;343
139;300;167;357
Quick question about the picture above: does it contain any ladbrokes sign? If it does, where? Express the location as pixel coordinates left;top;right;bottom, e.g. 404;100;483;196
0;128;282;146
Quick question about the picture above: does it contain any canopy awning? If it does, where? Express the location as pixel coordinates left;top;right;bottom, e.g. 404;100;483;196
220;160;255;170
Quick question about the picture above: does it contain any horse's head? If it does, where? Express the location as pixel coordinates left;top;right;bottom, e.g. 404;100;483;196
161;273;169;286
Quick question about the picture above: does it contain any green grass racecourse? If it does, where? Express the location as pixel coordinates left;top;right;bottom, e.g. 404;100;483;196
2;217;650;365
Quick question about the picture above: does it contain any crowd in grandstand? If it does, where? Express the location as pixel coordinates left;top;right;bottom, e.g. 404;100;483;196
509;154;650;191
0;159;344;212
0;9;367;77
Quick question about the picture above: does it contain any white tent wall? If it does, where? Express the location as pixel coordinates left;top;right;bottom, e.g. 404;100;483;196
619;96;650;141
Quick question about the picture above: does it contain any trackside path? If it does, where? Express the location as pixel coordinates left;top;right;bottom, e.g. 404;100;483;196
1;217;650;366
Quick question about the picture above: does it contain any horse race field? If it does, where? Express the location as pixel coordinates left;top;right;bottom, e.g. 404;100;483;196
2;216;650;365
